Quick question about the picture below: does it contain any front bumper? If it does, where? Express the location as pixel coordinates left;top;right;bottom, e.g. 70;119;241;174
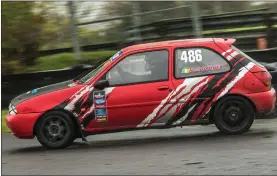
6;112;42;139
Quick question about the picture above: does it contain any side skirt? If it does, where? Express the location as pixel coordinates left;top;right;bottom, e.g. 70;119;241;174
82;119;211;137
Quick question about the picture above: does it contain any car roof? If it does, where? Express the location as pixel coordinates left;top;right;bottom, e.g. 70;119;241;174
123;38;235;52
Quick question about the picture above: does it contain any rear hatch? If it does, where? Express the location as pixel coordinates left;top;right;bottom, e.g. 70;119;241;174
231;45;272;90
214;38;272;91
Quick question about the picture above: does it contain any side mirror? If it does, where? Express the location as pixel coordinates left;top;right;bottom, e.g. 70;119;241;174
94;80;109;90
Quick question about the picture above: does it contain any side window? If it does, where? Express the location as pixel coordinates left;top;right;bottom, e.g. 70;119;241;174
106;50;169;86
174;47;231;78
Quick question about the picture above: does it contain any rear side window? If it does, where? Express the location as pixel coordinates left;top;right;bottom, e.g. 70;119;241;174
174;47;231;78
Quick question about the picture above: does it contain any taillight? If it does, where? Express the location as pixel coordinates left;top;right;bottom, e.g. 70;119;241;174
253;71;272;89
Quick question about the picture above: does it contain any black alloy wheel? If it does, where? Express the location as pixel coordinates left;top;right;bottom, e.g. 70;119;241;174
213;96;255;134
35;111;75;149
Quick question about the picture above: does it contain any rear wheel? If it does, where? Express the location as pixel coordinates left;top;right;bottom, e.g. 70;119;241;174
213;96;255;135
35;111;75;149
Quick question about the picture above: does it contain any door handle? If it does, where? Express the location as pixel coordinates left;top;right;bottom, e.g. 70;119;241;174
157;85;169;91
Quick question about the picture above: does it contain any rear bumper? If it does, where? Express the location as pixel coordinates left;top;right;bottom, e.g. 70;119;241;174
256;109;277;119
6;112;42;139
247;88;277;118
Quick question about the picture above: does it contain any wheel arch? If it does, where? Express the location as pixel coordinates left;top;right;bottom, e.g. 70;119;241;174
33;109;82;138
208;93;257;123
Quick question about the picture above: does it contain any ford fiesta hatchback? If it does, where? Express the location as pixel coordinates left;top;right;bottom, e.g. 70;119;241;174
6;38;276;149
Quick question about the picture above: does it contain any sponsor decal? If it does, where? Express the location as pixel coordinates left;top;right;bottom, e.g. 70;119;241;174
95;99;106;108
111;50;123;61
95;99;105;105
180;49;202;63
31;89;38;94
93;90;107;120
181;68;191;74
181;65;222;74
104;60;111;67
93;91;105;99
95;108;107;121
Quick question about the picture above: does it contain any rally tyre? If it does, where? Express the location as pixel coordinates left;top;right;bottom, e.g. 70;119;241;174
35;111;75;149
213;96;255;135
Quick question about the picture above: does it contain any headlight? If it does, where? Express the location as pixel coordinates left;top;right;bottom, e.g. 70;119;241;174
8;103;17;115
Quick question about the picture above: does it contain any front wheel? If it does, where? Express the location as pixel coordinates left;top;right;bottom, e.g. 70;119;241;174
213;96;255;135
35;111;75;149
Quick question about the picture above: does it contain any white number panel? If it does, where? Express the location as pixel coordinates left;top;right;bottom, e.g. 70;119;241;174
180;49;203;63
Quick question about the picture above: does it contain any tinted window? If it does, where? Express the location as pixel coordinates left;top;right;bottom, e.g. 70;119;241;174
174;48;230;78
106;50;169;86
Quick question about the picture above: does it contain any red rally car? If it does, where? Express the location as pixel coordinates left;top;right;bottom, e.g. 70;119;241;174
6;38;276;149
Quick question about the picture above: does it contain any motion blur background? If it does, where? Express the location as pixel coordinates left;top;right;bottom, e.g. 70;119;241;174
2;1;277;109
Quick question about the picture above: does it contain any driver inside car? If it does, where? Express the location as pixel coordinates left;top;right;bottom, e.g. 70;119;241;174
106;50;168;86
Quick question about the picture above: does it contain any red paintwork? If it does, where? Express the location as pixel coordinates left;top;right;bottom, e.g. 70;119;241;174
92;81;175;129
6;112;42;138
246;88;276;112
16;85;83;113
6;38;276;139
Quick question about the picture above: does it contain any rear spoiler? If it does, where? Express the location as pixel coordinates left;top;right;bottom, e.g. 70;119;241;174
213;38;236;46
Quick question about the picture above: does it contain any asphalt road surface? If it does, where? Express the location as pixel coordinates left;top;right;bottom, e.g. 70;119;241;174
2;118;277;175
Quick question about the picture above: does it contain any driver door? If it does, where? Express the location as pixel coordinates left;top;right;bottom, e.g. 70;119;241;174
91;49;175;129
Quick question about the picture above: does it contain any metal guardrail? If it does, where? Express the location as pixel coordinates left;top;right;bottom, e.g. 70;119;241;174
78;5;191;26
126;9;277;50
38;42;121;57
128;8;271;29
3;8;276;58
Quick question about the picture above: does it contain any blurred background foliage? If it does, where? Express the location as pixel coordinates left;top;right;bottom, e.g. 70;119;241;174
1;1;276;74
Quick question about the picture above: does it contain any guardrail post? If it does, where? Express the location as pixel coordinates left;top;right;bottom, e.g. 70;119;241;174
68;1;81;61
213;1;223;14
132;1;142;43
191;1;202;38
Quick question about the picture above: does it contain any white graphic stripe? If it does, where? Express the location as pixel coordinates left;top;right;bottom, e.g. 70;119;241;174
64;85;94;111
203;107;212;117
221;48;232;56
173;104;197;125
104;87;115;95
152;62;254;126
217;62;255;100
166;78;209;125
156;105;178;124
226;51;239;61
80;105;95;119
196;62;255;118
136;90;175;127
137;76;208;127
157;76;208;119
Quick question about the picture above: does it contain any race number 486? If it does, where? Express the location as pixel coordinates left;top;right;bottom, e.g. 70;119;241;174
180;49;202;63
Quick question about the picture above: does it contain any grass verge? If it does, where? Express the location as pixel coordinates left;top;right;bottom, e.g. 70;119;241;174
202;25;277;35
5;50;117;74
26;50;117;72
1;110;10;133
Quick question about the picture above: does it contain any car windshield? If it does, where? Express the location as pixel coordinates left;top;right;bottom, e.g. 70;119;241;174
78;49;123;84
